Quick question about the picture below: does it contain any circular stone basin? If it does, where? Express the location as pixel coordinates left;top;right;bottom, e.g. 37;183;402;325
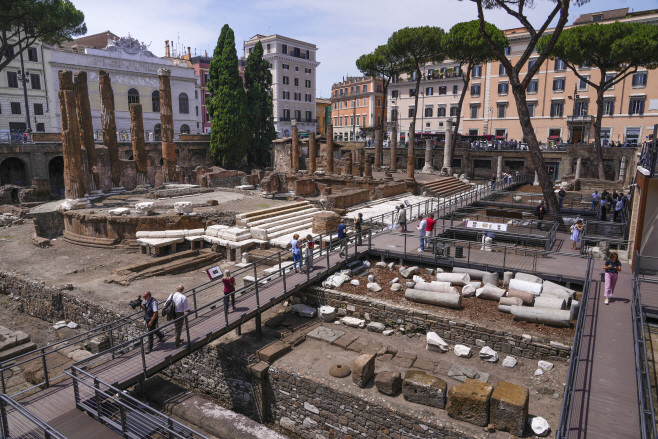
329;364;351;378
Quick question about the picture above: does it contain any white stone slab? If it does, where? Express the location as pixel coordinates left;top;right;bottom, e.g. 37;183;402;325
426;332;449;352
174;202;193;214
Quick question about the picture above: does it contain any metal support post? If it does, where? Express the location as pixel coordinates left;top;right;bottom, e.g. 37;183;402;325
94;378;102;421
41;348;49;388
184;315;192;353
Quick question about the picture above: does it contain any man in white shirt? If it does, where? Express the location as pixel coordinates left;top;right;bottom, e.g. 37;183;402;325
591;191;599;210
416;214;427;252
168;285;191;348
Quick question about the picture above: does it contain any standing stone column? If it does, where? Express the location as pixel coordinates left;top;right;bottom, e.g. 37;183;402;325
374;129;382;169
344;151;353;177
365;156;373;179
575;157;582;180
291;120;299;172
422;139;433;172
390;122;397;172
497;156;503;183
130;103;149;186
158;68;177;183
442;119;453;175
407;126;415;179
73;71;100;194
533;171;540;186
98;70;123;191
326;124;334;174
308;132;317;174
358;147;365;176
618;156;628;183
57;71;89;210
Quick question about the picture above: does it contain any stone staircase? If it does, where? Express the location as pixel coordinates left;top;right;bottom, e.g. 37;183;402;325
421;177;472;198
236;202;313;226
0;327;36;362
237;201;323;247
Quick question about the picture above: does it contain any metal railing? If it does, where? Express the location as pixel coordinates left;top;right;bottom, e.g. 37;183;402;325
0;394;68;439
67;366;209;439
637;255;658;279
556;256;595;439
0;130;34;144
638;125;657;178
631;257;658;439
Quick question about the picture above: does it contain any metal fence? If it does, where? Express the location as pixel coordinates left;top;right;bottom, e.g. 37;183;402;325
637;254;658;279
0;130;34;144
0;394;67;439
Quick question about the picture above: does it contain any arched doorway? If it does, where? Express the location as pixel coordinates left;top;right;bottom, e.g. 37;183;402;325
0;157;27;186
48;156;65;196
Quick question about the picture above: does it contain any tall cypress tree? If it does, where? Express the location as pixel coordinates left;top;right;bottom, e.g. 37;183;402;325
205;24;228;121
244;41;276;168
209;26;249;167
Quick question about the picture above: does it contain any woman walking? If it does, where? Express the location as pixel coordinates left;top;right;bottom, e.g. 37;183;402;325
222;270;236;311
603;251;622;305
290;234;303;273
304;234;315;272
570;219;584;250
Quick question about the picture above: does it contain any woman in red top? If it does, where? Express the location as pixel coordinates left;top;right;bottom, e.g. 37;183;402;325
222;270;236;310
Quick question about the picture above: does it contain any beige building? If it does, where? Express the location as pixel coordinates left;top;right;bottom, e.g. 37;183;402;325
462;8;658;145
331;76;384;141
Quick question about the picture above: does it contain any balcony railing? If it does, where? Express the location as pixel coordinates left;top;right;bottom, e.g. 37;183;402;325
567;115;594;124
287;52;307;60
278;117;316;123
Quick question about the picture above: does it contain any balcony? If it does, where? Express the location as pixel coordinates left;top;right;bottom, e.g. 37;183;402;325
278;117;316;123
567;115;594;124
288;52;308;60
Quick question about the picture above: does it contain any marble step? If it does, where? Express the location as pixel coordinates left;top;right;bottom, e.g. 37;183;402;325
236;201;309;220
271;228;314;248
258;212;321;233
238;202;311;226
247;207;321;228
267;220;314;239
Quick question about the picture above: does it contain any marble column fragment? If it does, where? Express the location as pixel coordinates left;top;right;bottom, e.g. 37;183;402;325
497;156;503;183
390;122;397;172
575;157;582;180
442;119;453;175
422;139;433;172
358;146;365;176
326;124;334;174
365;156;373;178
618;157;628;183
374;129;382;169
158;68;177;183
308;132;317;174
98;69;123;190
291;121;299;171
57;71;89;210
73;71;100;193
130;103;149;186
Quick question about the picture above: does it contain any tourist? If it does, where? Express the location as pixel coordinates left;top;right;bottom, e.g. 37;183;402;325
558;187;566;210
591;191;599;210
534;201;547;230
416;214;427;252
425;213;435;249
398;204;407;232
304;234;315;272
614;196;624;222
222;270;236;310
603;251;622;305
337;221;348;257
290;234;303;271
570;219;584;250
355;213;363;246
166;285;191;348
491;174;496;191
140;291;165;354
606;193;613;214
600;196;607;221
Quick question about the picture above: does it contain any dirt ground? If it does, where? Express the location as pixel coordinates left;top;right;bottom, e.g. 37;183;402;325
336;266;576;343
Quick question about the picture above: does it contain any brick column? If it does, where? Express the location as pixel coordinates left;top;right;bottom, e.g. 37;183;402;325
407;125;415;179
390;122;397;172
374;129;382;169
130;103;149;186
98;69;123;190
364;156;372;179
73;71;100;193
326;124;334;174
158;68;177;183
308;132;317;174
344;151;352;177
291;120;299;172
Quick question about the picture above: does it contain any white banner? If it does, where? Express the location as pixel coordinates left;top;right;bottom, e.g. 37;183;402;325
466;220;508;231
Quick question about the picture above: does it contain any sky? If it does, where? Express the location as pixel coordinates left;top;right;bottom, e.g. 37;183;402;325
71;0;655;98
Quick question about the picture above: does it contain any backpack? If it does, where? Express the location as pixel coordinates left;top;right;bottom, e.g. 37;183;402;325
570;224;575;233
163;295;176;321
533;206;540;216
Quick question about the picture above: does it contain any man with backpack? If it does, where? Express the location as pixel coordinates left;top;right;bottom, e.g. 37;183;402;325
164;285;192;348
534;201;547;230
140;291;165;354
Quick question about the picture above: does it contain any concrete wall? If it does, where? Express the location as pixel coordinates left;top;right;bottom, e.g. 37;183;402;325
640;178;658;257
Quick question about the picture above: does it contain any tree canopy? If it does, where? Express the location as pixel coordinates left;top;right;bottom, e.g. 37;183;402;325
0;0;86;72
244;41;276;168
205;24;230;120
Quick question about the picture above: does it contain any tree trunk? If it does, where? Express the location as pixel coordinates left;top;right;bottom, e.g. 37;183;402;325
451;63;472;156
593;84;606;180
379;80;390;169
511;85;560;214
407;69;421;179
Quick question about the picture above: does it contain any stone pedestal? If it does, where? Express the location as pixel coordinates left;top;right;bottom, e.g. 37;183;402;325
158;68;177;183
308;132;317;174
130;103;149;186
390;123;398;172
383;171;394;182
326;124;334;174
497;156;503;183
575;157;582;180
407;126;415;179
291;120;299;171
422;139;433;172
374;129;382;169
442;119;453;175
533;171;539;186
99;70;122;189
74;71;100;192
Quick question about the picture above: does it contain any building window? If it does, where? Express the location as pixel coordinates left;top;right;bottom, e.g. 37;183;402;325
578;76;589;90
497;104;506;118
294;77;299;86
282;44;287;54
363;85;368;93
283;64;289;70
626;127;641;144
527;102;536;117
11;102;21;114
306;93;312;102
632;72;647;87
438;86;446;95
349;115;354;125
36;123;44;132
295;110;302;120
552;78;565;92
574;101;588;116
472;65;482;78
605;73;616;89
178;93;189;114
283;76;289;85
527;79;538;93
603;100;614;116
408;108;415;118
30;73;41;90
579;61;590;69
350;86;354;94
283;109;290;119
498;82;508;95
267;43;271;53
127;88;140;105
195;106;199;116
391;90;398;98
7;71;18;88
33;103;44;115
409;88;416;97
450;106;458;117
426;87;433;95
356;85;360;94
377;98;381;106
550;101;564;117
505;160;524;170
425;107;433;117
554;59;566;71
294;92;301;101
470;84;480;96
437;106;446;117
195;90;198;99
548;128;561;140
27;47;38;62
181;124;190;134
356;115;360;126
470;105;478;119
282;91;290;99
592;14;603;22
375;84;381;93
305;67;311;74
498;63;507;76
528;59;537;70
452;85;458;94
305;79;311;88
152;90;160;112
504;46;511;56
629;98;644;115
474;159;492;169
306;110;312;121
306;49;310;59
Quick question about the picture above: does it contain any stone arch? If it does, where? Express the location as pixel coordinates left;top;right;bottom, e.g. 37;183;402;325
0;157;27;186
48;156;65;196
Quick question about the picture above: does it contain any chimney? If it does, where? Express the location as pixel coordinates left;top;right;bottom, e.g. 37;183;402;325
187;46;191;57
205;50;208;58
165;40;170;57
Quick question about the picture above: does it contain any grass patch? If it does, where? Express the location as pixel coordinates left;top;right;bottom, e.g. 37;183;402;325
257;203;270;208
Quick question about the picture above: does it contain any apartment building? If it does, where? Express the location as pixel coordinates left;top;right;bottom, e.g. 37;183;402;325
462;8;658;145
243;34;319;137
316;98;331;137
330;76;384;141
386;63;466;143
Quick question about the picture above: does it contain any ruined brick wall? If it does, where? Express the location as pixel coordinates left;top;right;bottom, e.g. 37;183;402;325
260;172;288;194
293;179;319;197
373;181;407;199
312;212;341;234
325;189;370;210
31;209;65;239
298;287;571;361
267;364;479;439
274;142;293;173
